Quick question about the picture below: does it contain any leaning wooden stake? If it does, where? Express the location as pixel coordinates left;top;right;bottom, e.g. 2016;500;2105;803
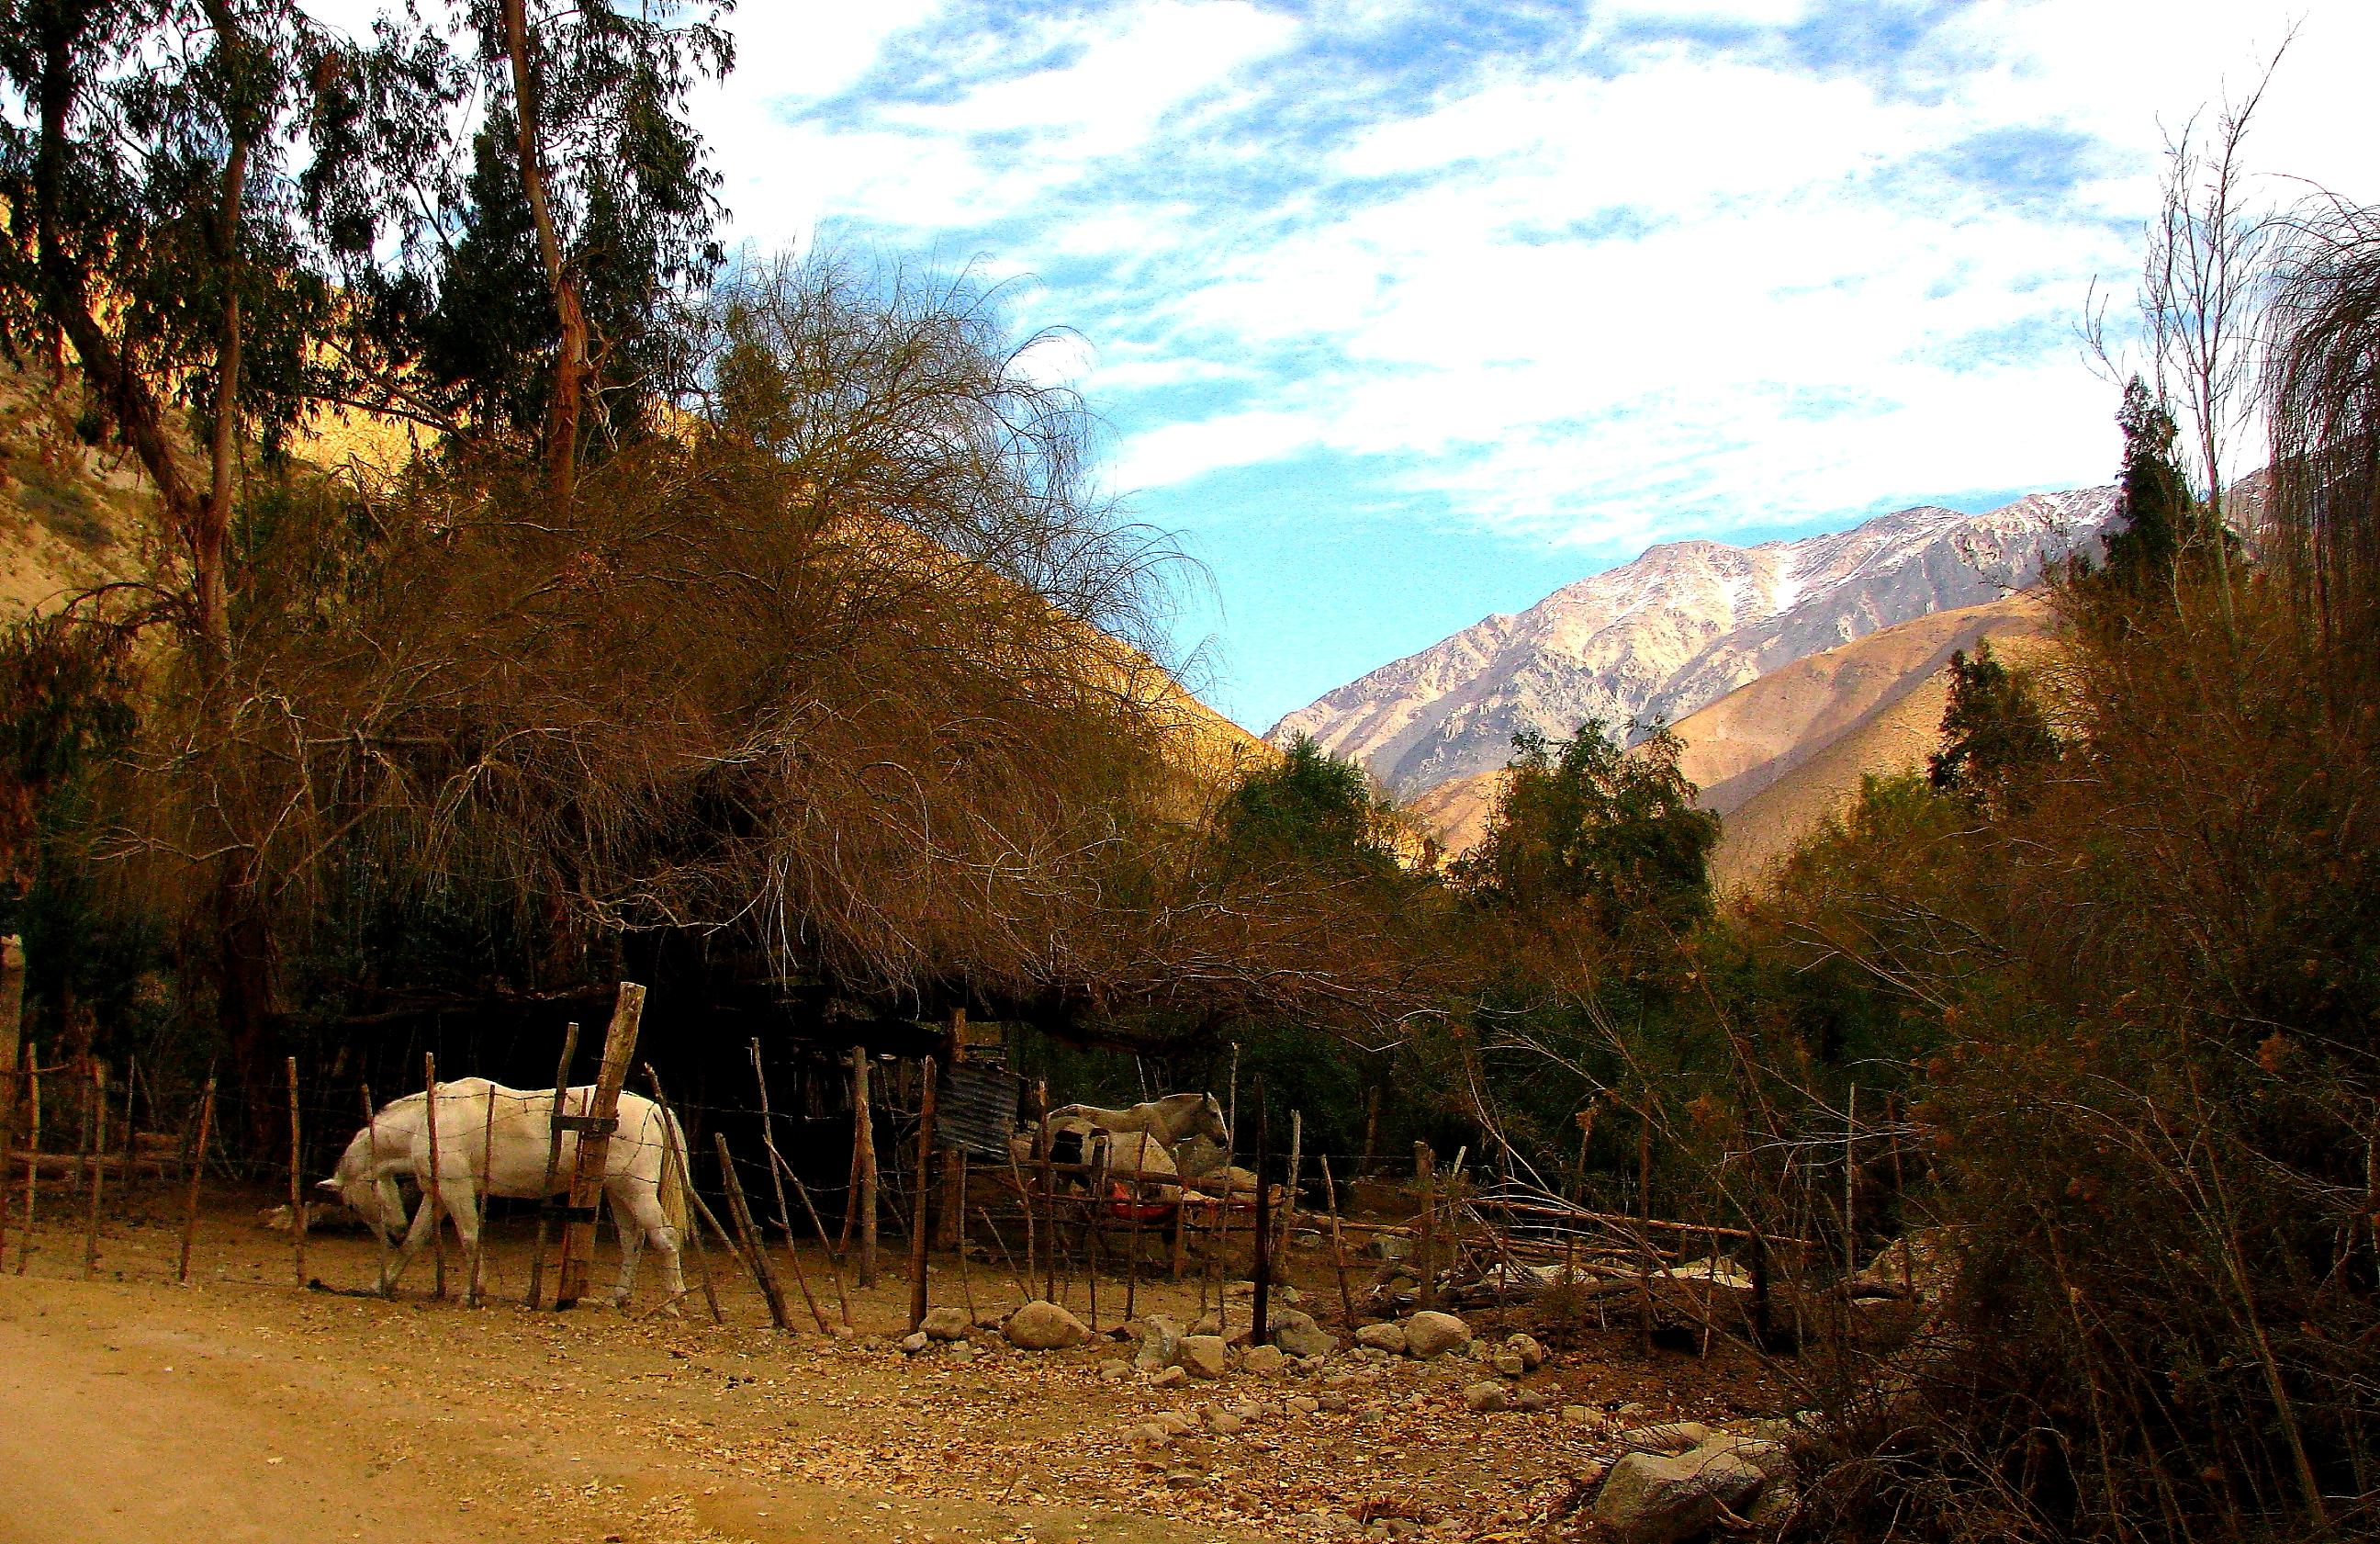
982;1204;1027;1301
787;1168;851;1326
526;1021;579;1309
640;1065;723;1324
1320;1155;1356;1329
907;1056;939;1333
424;1053;446;1300
82;1061;106;1278
713;1133;791;1331
747;1043;829;1333
175;1075;214;1284
285;1057;305;1289
850;1044;878;1289
1281;1110;1302;1271
0;1059;15;1268
1005;1140;1038;1295
557;984;646;1310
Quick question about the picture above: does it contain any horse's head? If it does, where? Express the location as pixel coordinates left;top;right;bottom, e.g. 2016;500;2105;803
319;1124;399;1236
1188;1093;1229;1148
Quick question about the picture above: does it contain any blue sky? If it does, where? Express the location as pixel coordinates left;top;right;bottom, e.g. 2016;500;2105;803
684;0;2378;730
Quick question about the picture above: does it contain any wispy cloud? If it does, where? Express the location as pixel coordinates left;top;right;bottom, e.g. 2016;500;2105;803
680;0;2377;722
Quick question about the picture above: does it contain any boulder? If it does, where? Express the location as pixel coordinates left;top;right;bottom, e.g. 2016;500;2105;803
899;1331;930;1356
1004;1300;1090;1350
1133;1314;1185;1370
1591;1447;1766;1544
1612;1421;1717;1455
1515;1389;1555;1413
921;1305;971;1341
1268;1308;1338;1359
1205;1406;1246;1435
1354;1322;1409;1355
1491;1353;1527;1378
1503;1333;1547;1371
1097;1358;1132;1382
1241;1343;1287;1377
1149;1365;1189;1389
1462;1381;1511;1413
1179;1335;1229;1380
1561;1405;1596;1426
1403;1312;1472;1360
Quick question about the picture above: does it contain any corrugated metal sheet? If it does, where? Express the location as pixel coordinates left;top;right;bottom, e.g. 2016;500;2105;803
937;1062;1021;1158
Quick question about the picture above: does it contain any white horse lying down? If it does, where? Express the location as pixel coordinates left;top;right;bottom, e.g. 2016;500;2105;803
320;1079;688;1309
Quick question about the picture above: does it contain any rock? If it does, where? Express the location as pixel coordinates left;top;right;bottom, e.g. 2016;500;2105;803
1516;1390;1554;1413
1004;1300;1091;1350
1746;1479;1799;1527
1205;1406;1247;1435
1613;1421;1716;1455
948;1343;976;1363
1403;1311;1472;1359
1097;1358;1132;1382
1148;1365;1189;1389
1315;1392;1351;1414
1591;1448;1767;1544
1491;1353;1527;1378
1241;1343;1286;1377
1370;1235;1413;1261
898;1331;930;1356
1133;1314;1185;1370
1709;1437;1792;1479
1463;1381;1512;1413
921;1305;971;1340
1179;1335;1229;1380
1354;1322;1409;1355
1288;1395;1320;1414
1561;1404;1596;1426
1504;1333;1547;1371
1269;1308;1338;1359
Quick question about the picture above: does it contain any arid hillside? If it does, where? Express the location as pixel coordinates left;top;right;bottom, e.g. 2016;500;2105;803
1402;592;2060;880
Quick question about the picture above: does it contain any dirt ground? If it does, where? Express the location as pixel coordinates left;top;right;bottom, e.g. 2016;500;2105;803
0;1188;1792;1544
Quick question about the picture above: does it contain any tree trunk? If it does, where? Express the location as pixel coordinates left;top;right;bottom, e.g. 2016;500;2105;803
500;0;586;502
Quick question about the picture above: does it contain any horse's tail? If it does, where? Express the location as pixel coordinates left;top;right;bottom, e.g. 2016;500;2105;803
658;1108;692;1239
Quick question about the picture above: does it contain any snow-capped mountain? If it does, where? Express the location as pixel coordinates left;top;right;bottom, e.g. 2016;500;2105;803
1266;488;2116;795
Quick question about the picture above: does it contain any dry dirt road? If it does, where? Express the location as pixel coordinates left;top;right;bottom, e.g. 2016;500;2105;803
0;1199;1784;1544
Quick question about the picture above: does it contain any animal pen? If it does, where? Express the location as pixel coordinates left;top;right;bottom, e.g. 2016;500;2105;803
0;965;1919;1359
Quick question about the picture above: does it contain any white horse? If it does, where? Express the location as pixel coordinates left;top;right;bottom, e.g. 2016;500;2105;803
320;1079;689;1309
1048;1092;1229;1148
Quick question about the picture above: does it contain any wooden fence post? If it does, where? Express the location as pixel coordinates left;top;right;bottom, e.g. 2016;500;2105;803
424;1052;445;1300
1415;1142;1436;1313
851;1044;878;1289
0;939;22;1141
15;1047;37;1275
556;984;646;1310
526;1021;579;1309
713;1133;791;1331
1251;1088;1272;1347
176;1076;215;1284
907;1056;939;1332
82;1061;104;1278
286;1057;306;1289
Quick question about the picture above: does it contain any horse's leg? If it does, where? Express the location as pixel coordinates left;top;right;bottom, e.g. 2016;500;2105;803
609;1178;682;1312
381;1184;440;1295
450;1180;485;1306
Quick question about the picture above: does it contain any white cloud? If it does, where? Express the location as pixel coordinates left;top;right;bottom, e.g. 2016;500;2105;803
690;0;2380;555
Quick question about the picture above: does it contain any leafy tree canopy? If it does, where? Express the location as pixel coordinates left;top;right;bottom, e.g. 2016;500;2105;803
1455;721;1719;934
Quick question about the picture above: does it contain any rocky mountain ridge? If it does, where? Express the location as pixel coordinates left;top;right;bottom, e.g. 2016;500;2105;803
1268;487;2116;795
